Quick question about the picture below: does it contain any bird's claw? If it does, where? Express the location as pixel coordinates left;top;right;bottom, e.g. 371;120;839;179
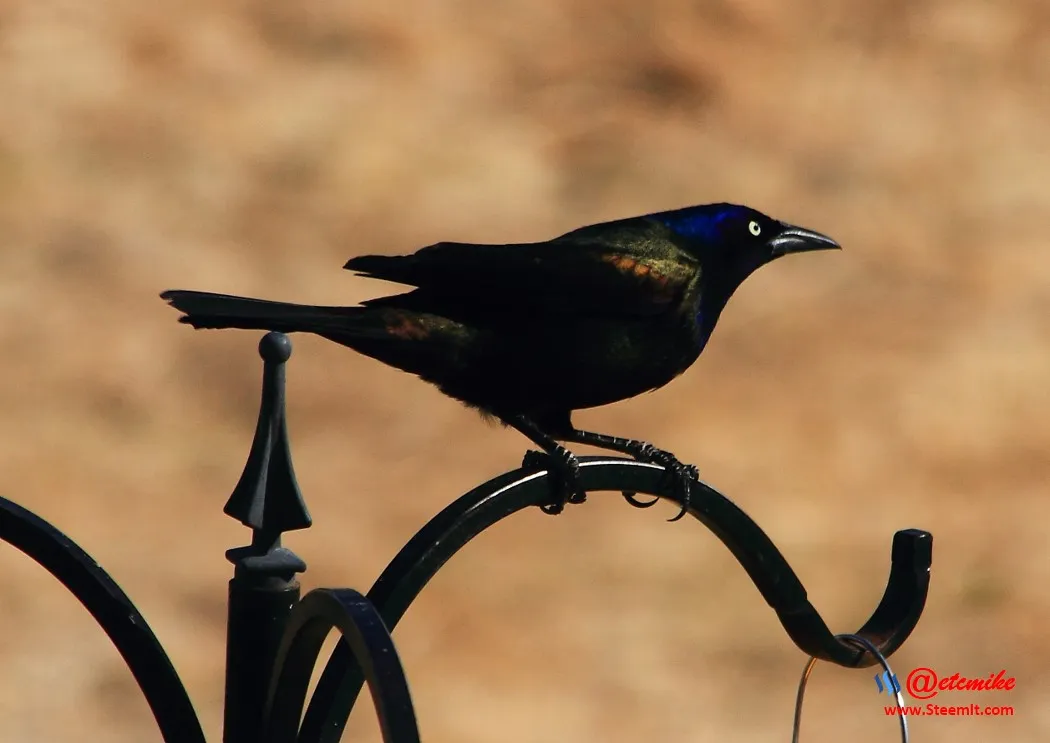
524;448;586;515
521;450;549;470
620;445;698;522
621;491;660;509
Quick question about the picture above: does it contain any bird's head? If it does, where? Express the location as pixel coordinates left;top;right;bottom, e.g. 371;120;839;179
654;203;840;339
657;203;841;271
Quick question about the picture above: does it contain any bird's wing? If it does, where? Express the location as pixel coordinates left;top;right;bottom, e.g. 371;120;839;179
345;220;700;318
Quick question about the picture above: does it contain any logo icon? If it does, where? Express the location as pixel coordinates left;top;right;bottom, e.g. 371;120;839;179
875;671;901;695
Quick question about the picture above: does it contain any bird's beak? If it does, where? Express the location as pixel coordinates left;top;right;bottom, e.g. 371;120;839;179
768;222;841;256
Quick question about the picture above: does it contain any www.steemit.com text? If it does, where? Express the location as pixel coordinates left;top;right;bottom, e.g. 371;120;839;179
885;704;1014;717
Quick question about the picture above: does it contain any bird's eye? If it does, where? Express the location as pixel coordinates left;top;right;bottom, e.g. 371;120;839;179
748;220;761;236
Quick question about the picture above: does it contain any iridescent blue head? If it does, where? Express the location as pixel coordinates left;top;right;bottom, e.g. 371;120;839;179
653;202;840;263
650;202;840;348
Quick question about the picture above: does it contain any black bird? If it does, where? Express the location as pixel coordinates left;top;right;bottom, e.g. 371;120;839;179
161;203;839;519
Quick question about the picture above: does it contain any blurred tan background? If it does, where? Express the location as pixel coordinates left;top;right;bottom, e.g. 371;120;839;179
1;1;1048;741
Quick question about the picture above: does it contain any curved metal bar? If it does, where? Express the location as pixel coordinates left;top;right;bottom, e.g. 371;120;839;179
261;588;420;743
0;496;206;743
300;458;932;743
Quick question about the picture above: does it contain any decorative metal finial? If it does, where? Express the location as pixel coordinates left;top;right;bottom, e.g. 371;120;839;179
224;332;312;536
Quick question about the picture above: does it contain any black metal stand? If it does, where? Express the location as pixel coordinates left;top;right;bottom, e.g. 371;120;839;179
0;331;933;743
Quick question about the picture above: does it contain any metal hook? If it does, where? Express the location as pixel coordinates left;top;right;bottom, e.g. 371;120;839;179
296;459;932;743
792;633;910;743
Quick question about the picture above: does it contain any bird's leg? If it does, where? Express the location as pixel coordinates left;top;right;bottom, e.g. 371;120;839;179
558;428;698;522
501;414;587;515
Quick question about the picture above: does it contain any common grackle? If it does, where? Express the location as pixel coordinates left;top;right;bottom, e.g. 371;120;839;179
161;203;839;519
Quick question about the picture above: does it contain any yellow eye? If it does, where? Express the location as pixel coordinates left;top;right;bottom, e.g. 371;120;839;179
748;220;761;236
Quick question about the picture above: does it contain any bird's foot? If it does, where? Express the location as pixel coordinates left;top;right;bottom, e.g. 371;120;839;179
522;448;587;515
620;443;698;522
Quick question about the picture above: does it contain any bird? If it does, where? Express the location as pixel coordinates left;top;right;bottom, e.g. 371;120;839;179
161;203;839;520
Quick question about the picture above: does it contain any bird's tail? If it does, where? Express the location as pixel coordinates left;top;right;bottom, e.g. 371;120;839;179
160;290;374;336
160;289;471;383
